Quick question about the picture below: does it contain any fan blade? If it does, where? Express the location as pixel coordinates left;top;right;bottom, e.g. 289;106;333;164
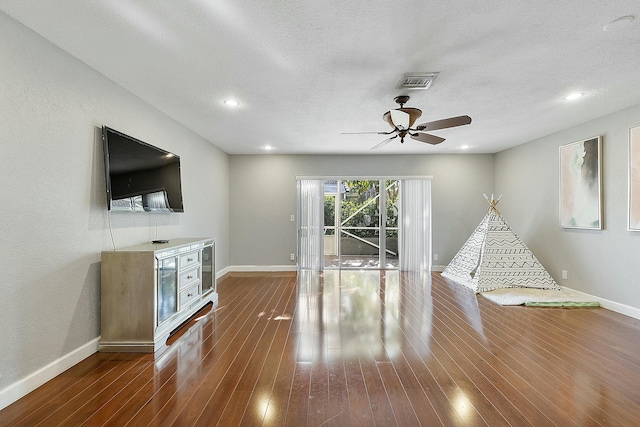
390;110;410;130
370;135;397;150
410;132;446;145
415;115;472;131
340;131;395;135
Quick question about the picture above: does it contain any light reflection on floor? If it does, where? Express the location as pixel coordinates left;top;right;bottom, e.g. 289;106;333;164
295;270;444;362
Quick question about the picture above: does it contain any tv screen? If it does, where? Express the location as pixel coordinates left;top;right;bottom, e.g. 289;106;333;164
102;126;184;212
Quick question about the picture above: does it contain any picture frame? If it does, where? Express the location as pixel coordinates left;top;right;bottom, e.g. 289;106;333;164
559;136;602;229
629;125;640;231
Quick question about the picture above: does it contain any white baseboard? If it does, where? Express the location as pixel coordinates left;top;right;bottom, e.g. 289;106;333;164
561;286;640;320
216;266;230;279
0;337;100;411
229;265;447;273
228;265;297;272
217;265;296;278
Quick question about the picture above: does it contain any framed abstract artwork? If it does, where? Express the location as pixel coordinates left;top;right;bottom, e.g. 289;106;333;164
559;136;602;229
629;126;640;231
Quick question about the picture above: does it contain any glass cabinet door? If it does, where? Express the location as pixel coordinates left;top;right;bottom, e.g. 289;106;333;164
201;244;214;294
157;256;178;324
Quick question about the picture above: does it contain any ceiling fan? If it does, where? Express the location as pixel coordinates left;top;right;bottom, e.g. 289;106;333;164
342;95;472;150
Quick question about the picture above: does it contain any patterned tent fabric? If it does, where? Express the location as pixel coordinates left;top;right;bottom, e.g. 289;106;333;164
442;202;560;293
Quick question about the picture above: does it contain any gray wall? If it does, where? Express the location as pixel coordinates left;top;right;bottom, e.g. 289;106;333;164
495;103;640;309
0;12;229;390
229;154;495;267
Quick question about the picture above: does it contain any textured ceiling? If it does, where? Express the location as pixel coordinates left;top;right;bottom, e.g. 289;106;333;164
2;0;639;154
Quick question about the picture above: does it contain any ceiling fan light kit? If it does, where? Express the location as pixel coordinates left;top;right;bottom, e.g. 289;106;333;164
383;96;422;129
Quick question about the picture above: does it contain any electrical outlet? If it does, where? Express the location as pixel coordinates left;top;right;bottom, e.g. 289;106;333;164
433;254;439;261
290;214;295;222
290;253;295;261
562;270;568;280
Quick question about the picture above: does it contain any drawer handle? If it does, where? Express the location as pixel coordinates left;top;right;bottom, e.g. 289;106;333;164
187;258;194;262
187;293;193;297
187;275;193;279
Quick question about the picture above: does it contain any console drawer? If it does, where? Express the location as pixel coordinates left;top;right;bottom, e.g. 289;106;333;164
179;283;200;308
179;267;200;288
179;251;200;269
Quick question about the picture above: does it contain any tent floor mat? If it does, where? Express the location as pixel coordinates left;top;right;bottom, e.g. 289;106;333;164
480;287;599;307
524;301;600;308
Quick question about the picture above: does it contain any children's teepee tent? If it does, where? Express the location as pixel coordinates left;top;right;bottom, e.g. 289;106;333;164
442;195;560;293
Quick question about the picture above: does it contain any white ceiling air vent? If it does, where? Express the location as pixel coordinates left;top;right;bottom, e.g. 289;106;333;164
397;72;439;90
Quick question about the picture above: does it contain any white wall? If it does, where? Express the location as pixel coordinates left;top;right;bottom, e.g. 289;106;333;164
229;154;495;269
495;103;640;312
0;11;229;401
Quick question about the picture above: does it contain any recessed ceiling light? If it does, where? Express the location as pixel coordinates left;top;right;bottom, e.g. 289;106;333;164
460;144;470;150
603;15;634;31
263;145;274;151
564;92;584;101
224;99;240;107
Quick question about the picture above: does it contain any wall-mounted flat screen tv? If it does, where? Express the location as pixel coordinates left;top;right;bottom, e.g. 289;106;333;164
102;126;184;212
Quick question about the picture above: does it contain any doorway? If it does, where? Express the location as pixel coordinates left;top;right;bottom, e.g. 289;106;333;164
323;179;399;269
297;177;431;271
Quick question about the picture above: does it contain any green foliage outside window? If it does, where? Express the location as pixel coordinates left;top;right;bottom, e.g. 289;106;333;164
324;180;399;238
324;196;335;235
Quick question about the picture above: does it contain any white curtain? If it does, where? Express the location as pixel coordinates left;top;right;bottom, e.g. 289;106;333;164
297;179;324;270
399;179;432;271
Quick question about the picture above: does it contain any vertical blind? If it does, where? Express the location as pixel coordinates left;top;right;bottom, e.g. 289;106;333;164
297;179;324;270
399;179;432;271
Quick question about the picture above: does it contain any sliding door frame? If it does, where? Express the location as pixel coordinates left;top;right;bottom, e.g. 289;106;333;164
296;175;433;271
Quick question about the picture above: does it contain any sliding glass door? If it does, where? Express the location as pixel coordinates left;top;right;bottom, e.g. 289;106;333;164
324;179;399;269
298;177;430;271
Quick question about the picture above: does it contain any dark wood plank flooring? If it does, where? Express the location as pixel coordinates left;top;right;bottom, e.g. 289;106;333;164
2;270;640;427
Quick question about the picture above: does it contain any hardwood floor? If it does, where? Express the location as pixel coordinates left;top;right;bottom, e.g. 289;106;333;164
2;270;640;426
